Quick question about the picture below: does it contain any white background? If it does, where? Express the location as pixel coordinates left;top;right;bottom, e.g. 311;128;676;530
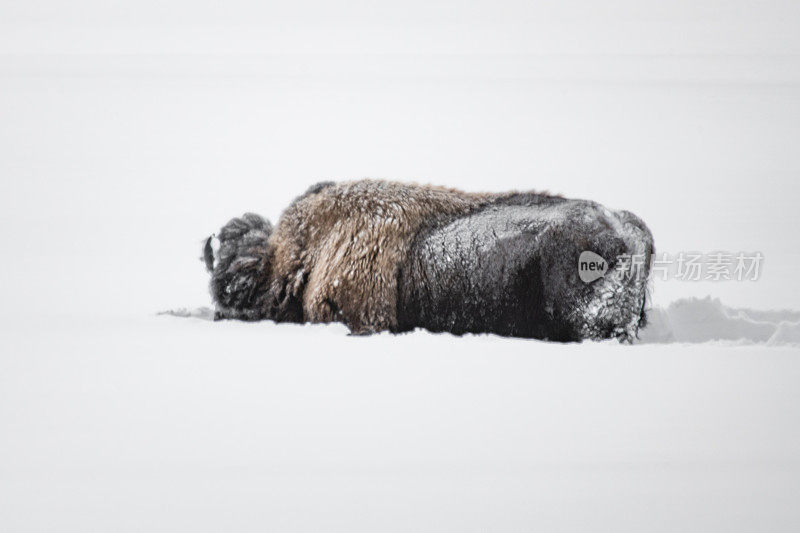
1;2;799;531
1;1;799;315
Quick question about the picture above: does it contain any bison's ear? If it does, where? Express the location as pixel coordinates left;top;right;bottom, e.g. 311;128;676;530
203;234;218;272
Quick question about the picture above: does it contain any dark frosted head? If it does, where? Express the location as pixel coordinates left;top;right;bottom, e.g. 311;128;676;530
538;202;654;341
206;213;274;321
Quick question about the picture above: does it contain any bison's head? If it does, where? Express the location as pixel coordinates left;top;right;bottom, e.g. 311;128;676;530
204;213;275;321
538;203;654;342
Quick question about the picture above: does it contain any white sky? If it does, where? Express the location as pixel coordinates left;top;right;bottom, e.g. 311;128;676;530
1;1;798;312
2;1;799;55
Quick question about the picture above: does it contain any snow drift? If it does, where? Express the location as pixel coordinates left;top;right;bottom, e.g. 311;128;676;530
638;297;800;346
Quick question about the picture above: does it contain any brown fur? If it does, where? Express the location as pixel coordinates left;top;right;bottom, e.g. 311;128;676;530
268;180;494;333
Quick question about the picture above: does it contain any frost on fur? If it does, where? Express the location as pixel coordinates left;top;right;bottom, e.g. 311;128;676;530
204;180;654;342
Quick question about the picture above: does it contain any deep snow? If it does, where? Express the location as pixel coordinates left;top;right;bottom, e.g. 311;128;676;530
2;312;800;532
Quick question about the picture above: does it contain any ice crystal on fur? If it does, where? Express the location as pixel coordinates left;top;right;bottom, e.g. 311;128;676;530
204;180;654;342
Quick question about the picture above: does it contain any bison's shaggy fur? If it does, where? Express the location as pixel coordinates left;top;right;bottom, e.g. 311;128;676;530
205;180;654;342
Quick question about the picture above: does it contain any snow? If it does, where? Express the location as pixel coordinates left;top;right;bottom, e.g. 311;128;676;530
640;297;800;346
159;297;800;347
0;311;798;531
769;322;800;346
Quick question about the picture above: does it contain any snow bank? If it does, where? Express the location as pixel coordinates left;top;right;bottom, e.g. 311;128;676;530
638;297;800;346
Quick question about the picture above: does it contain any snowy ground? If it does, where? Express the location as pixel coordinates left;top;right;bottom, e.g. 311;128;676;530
3;311;800;532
